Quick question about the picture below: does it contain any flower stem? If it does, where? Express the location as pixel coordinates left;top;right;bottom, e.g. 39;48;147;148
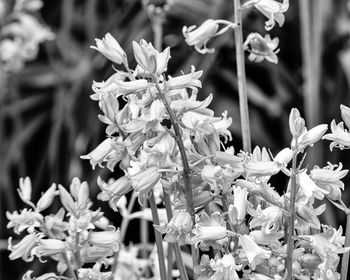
341;212;350;280
149;191;167;280
286;146;298;280
164;192;189;280
233;0;251;153
154;81;198;277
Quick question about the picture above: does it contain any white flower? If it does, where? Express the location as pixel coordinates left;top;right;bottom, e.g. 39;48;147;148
323;120;350;150
182;19;236;54
243;33;279;63
243;0;289;31
91;33;127;65
80;138;114;169
18;177;33;206
132;39;170;75
36;183;57;212
239;235;271;270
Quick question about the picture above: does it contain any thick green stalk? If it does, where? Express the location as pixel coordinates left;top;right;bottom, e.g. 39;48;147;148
164;193;189;280
149;191;167;280
341;212;350;280
286;146;298;280
233;0;251;153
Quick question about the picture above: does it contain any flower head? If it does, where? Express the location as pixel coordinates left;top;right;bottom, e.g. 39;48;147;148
239;235;271;270
243;33;279;64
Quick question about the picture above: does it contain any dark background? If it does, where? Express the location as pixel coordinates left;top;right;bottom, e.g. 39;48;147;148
1;0;350;279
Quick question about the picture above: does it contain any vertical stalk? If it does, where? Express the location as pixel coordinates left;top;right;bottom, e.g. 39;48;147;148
233;0;251;153
149;191;167;280
286;145;298;280
341;212;350;280
154;81;198;278
149;5;197;277
164;193;189;280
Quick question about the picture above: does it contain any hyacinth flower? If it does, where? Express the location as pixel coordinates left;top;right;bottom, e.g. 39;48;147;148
243;33;280;64
183;19;237;54
243;0;289;31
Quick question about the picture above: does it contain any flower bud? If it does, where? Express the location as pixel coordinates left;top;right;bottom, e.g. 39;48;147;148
274;147;293;166
228;186;248;225
289;108;305;138
36;183;57;212
91;33;127;65
58;185;76;214
298;124;328;151
18;177;32;205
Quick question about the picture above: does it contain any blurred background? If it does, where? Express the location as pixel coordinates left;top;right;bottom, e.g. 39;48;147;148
2;0;350;279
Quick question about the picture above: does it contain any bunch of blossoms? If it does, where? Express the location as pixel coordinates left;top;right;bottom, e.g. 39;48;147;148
7;177;121;280
0;0;54;72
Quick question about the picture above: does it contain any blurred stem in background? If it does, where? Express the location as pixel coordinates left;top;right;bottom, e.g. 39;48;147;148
233;0;251;153
299;0;324;166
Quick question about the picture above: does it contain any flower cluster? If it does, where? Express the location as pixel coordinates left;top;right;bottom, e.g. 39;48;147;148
7;177;120;280
0;0;54;71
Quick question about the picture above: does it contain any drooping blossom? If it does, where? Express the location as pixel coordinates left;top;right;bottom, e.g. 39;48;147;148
243;33;279;64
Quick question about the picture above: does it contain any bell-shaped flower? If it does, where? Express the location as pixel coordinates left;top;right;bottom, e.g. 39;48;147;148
166;65;203;93
32;239;67;258
322;120;350;151
80;138;114;169
18;177;34;207
296;171;329;201
310;163;348;201
297;124;328;152
91;33;127;65
239;235;271;270
174;190;214;211
93;76;149;96
132;39;170;75
192;212;231;246
249;204;282;231
182;19;236;54
244;159;280;178
154;210;193;244
289;108;306;138
97;176;132;211
89;229;120;251
8;233;42;261
36;183;57;212
243;33;279;64
296;203;325;230
6;208;43;234
243;0;289;31
228;186;248;225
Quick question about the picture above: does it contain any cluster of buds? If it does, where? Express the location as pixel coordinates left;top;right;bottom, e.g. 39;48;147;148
0;0;54;71
7;177;120;280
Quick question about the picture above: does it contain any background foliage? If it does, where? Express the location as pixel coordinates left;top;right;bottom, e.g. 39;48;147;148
1;0;350;279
